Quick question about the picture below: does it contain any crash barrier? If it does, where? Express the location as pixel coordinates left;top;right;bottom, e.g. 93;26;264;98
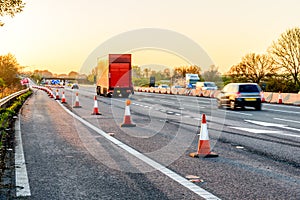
135;87;300;106
0;88;30;108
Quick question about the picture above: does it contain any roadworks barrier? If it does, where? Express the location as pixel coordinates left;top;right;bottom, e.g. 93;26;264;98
135;87;300;106
189;114;218;158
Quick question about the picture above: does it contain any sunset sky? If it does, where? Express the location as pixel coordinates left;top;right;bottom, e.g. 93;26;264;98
1;0;300;74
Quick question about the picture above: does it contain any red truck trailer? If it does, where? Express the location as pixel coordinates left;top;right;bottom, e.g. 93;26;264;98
96;54;134;98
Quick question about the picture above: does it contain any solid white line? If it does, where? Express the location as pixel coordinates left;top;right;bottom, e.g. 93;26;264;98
274;118;300;124
57;102;221;200
15;114;31;197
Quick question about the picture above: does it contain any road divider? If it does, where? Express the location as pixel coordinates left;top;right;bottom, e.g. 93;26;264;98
135;87;300;106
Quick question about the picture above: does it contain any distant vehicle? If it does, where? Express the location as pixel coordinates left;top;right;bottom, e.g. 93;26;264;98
172;85;183;89
185;74;200;89
158;84;169;89
217;83;262;110
196;82;217;91
96;54;134;98
149;76;155;87
71;84;79;89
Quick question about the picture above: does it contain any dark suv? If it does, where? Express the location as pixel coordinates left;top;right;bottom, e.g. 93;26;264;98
217;83;262;110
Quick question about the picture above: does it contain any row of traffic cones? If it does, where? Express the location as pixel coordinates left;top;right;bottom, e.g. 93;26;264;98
33;86;217;158
48;89;135;127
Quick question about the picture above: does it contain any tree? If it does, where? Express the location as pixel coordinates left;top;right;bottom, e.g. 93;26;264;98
0;0;25;26
228;53;277;84
202;65;222;82
173;65;201;78
0;53;20;85
269;27;300;89
143;68;150;78
68;71;79;78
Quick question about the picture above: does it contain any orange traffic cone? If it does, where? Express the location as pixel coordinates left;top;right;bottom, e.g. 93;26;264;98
278;91;283;104
121;99;136;127
189;114;218;158
261;91;265;103
91;96;101;115
73;92;81;108
55;89;60;100
199;90;203;97
61;91;66;103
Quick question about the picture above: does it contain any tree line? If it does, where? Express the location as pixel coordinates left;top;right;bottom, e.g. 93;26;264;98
228;27;300;93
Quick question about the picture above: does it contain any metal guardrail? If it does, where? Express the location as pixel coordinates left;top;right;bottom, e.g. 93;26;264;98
0;88;30;108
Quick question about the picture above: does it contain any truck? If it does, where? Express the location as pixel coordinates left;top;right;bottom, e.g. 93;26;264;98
185;74;200;89
96;54;134;98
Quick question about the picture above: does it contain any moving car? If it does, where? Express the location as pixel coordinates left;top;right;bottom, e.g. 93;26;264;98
217;83;262;110
71;84;79;89
158;84;169;89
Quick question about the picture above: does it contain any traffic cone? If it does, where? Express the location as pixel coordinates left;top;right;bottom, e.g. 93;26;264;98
61;91;66;103
261;91;265;103
189;114;218;158
210;91;215;98
199;90;203;97
121;99;136;127
278;91;283;104
91;96;101;115
55;89;60;100
73;92;81;108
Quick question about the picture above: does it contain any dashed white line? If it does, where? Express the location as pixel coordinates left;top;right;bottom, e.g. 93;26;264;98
57;102;221;200
15;114;31;197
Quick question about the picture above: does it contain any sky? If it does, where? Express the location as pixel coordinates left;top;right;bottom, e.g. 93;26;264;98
1;0;300;75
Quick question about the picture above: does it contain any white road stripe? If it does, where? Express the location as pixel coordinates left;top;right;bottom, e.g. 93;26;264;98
15;114;31;197
57;102;221;200
230;126;300;138
274;118;300;124
264;108;300;114
245;119;300;133
226;110;253;116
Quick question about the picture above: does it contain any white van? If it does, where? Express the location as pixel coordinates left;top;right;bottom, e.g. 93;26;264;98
196;82;218;90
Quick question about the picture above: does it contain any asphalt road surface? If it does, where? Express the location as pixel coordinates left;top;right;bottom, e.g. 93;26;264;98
13;85;300;199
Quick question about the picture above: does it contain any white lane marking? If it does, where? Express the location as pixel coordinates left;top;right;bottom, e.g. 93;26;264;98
229;126;300;138
274;118;300;124
245;119;300;134
245;120;286;128
57;102;220;200
264;103;300;109
226;110;253;116
15;114;31;197
229;127;281;134
264;108;300;114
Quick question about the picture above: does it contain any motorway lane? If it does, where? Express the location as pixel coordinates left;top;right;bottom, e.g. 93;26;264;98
17;89;205;199
60;87;299;199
